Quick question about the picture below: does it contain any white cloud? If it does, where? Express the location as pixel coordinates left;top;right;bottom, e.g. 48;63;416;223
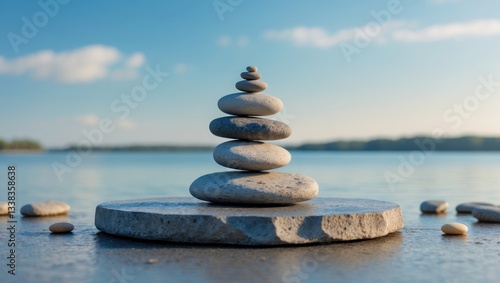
0;45;146;83
125;52;145;68
174;63;188;74
111;52;146;80
75;114;99;127
216;35;250;47
265;27;352;48
264;21;405;48
265;19;500;48
393;19;500;42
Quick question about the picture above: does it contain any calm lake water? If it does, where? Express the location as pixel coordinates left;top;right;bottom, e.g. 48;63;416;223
2;151;500;218
2;151;500;283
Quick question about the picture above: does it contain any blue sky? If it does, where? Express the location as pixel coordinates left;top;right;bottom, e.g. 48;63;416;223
1;0;500;147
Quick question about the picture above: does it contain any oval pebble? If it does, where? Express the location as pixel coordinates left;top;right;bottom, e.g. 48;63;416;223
420;200;448;214
240;72;261;80
235;80;267;92
218;93;283;116
456;202;495;213
472;206;500;223
0;202;8;215
246;66;258;72
209;116;291;140
21;200;70;217
213;140;291;171
49;222;74;233
441;223;468;235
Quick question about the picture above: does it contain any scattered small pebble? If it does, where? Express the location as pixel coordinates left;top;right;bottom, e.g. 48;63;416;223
456;202;495;213
0;202;8;215
441;223;468;235
420;200;448;213
472;206;500;223
49;222;74;233
146;258;159;264
21;200;70;217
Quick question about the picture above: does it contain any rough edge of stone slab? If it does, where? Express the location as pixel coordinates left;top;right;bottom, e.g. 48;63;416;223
95;197;404;246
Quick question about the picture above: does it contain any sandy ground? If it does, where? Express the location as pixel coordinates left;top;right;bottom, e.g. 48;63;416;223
1;206;499;283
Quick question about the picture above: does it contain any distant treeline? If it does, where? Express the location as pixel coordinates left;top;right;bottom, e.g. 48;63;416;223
290;136;500;151
0;138;42;151
4;136;500;152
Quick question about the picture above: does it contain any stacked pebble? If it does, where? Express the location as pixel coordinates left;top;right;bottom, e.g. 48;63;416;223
190;66;319;205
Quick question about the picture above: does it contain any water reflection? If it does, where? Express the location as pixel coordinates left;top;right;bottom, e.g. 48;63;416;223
441;234;468;242
92;231;403;282
419;213;448;219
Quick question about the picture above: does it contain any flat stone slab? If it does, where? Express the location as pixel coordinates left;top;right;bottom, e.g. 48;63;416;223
95;197;403;245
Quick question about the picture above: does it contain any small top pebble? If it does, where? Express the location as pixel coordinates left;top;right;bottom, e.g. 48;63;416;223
441;223;468;235
420;200;448;213
49;222;74;233
246;66;258;72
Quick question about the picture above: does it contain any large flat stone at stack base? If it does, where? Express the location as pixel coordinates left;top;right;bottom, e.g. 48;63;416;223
213;140;291;170
189;171;318;204
210;116;291;140
94;197;404;245
218;93;283;116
